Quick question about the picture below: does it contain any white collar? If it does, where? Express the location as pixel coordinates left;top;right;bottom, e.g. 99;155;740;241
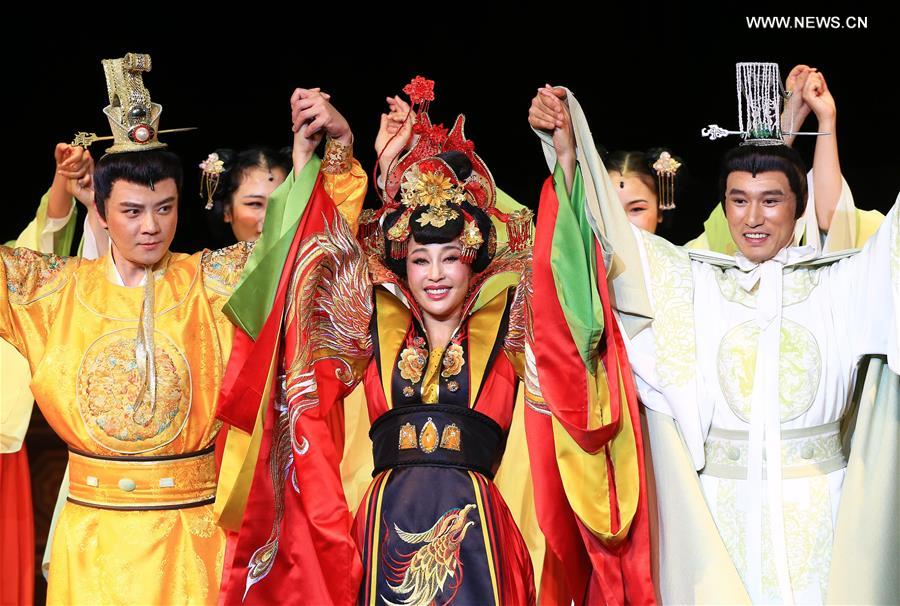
732;245;818;292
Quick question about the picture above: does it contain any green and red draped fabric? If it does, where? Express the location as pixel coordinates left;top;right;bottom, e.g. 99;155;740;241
528;166;654;605
216;155;323;435
216;157;362;605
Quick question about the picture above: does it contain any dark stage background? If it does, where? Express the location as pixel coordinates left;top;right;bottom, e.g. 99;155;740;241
8;8;898;247
7;6;898;601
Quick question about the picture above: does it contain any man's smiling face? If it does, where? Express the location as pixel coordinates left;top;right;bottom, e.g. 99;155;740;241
724;170;798;263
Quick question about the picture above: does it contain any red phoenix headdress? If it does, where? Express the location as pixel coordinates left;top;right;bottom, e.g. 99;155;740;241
360;76;531;264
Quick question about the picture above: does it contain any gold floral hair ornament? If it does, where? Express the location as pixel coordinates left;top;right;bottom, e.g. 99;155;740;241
505;209;535;249
652;151;681;211
386;158;470;259
70;53;195;154
459;220;484;264
406;166;465;227
199;152;226;210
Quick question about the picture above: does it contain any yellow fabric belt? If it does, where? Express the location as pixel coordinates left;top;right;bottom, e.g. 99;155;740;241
703;420;846;480
67;445;217;511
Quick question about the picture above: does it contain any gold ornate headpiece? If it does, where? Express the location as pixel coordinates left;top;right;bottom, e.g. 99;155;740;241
71;53;193;154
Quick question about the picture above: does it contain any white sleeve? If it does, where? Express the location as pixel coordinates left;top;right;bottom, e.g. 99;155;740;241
825;197;899;371
38;201;75;253
80;215;107;260
618;230;711;470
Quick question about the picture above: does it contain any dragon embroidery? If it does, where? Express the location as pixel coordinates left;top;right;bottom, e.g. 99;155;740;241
382;504;478;606
245;214;373;597
285;213;373;378
244;383;294;599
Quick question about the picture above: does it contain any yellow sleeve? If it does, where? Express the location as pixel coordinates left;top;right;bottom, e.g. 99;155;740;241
200;240;255;346
215;403;266;530
0;246;76;451
2;193;75;452
340;384;374;515
320;137;368;236
684;203;739;254
0;246;75;357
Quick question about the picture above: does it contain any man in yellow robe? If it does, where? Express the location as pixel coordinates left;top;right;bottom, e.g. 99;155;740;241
0;53;365;605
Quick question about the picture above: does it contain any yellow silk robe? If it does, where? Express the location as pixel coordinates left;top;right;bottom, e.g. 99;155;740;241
0;245;251;605
1;160;368;605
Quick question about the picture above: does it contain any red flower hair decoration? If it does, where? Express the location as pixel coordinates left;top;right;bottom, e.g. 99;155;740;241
403;76;435;104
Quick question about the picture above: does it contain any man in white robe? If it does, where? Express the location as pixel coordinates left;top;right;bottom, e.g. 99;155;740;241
529;86;898;605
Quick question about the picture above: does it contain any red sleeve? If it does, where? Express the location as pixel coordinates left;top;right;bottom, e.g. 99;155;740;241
526;175;655;605
217;177;368;605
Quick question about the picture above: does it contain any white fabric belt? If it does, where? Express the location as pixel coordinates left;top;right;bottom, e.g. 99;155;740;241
703;420;846;480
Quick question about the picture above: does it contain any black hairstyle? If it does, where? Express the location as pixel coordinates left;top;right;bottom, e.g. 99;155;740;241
605;150;657;193
382;150;495;278
93;150;184;219
718;144;808;219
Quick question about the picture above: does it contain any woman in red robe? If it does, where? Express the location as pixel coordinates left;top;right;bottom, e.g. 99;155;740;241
215;80;653;606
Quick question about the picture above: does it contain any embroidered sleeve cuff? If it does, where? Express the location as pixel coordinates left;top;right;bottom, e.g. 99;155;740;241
321;137;354;175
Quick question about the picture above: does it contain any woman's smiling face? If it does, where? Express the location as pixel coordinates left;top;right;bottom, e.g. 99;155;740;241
405;235;472;321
